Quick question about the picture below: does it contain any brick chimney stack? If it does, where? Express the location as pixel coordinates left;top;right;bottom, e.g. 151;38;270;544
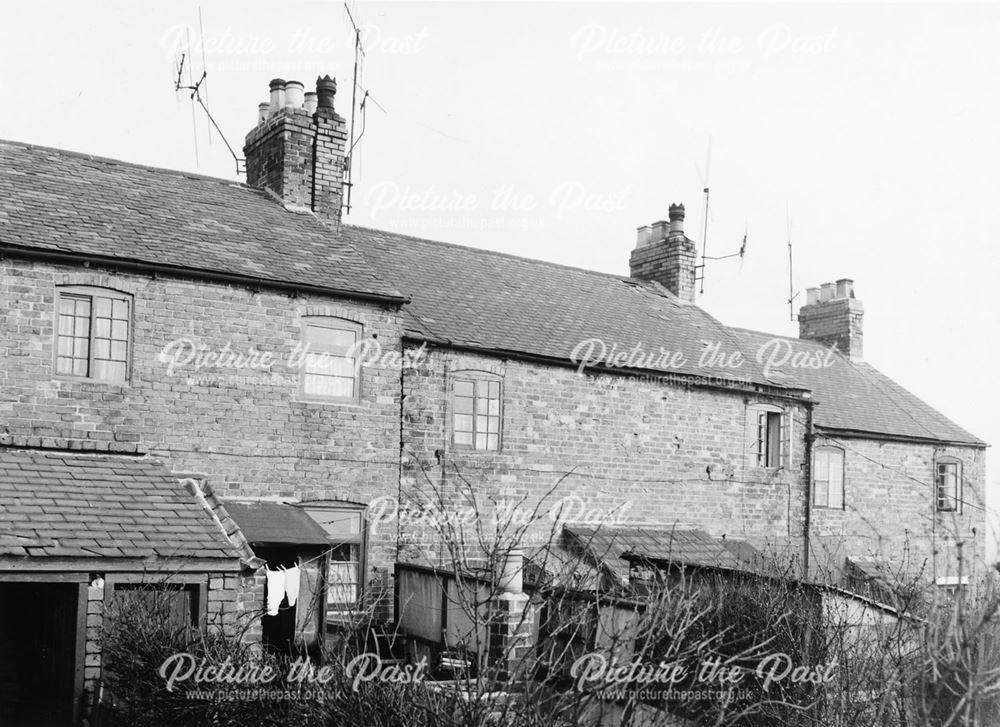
243;76;347;225
798;278;863;359
629;203;698;302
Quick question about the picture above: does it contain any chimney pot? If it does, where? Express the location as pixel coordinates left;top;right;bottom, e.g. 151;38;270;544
799;279;863;359
257;102;270;124
316;75;337;110
303;92;318;114
636;225;651;248
650;220;669;242
268;78;286;116
628;203;698;302
668;203;685;235
284;80;305;110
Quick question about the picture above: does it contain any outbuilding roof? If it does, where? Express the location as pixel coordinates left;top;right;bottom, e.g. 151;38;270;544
0;449;239;564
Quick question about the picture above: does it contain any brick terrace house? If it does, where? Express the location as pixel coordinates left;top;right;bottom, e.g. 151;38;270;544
0;76;987;721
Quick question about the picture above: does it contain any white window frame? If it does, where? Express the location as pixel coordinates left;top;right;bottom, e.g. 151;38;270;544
298;317;362;404
299;502;367;622
935;458;962;513
750;404;785;468
54;286;133;383
813;446;845;509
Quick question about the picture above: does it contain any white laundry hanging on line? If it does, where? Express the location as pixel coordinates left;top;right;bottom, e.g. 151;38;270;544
265;567;285;616
284;565;301;607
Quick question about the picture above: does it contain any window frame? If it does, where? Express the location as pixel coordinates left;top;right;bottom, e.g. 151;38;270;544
53;286;133;383
298;501;368;622
450;373;503;451
750;404;785;469
297;316;363;404
935;458;963;513
102;573;208;627
812;445;846;509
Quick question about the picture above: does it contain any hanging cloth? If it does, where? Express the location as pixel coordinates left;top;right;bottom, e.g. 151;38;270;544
284;565;301;607
265;568;285;616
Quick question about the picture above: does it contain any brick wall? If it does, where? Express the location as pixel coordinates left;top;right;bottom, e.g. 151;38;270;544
0;258;404;582
809;436;987;584
398;348;810;570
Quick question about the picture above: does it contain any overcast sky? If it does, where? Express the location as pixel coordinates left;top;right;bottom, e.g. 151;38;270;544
2;2;998;552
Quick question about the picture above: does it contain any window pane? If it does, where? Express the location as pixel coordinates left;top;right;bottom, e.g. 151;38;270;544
488;397;500;416
306;324;356;350
475;433;487;450
95;298;112;317
110;319;128;340
814;480;829;507
454;414;473;434
305;354;354;377
486;433;499;451
454;395;473;414
829;451;844;507
110;341;127;361
454;380;474;398
74;315;89;337
476;415;488;435
58;314;74;336
488;381;500;399
476;395;489;415
72;358;88;376
92;360;127;382
111;299;127;319
454;431;473;446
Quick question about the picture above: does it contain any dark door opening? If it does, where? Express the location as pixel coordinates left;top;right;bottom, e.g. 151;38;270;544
0;581;80;726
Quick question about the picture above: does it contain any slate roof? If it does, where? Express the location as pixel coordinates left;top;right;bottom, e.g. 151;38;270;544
224;501;330;546
0;140;404;302
0;449;239;562
0;139;981;446
730;328;983;445
564;525;767;584
344;225;789;389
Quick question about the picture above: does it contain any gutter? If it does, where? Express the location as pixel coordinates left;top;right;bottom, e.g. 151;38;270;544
0;243;410;307
815;426;986;449
403;335;812;402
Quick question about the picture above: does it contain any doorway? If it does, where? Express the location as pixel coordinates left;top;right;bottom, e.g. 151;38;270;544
0;582;81;726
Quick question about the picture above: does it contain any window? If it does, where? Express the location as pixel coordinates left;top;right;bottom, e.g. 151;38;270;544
55;287;131;381
752;406;784;468
300;317;361;402
301;504;366;620
452;377;501;450
108;582;201;628
936;460;962;512
813;446;845;508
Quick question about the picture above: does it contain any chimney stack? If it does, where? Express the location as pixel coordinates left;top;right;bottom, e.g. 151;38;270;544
799;278;863;359
629;203;698;302
243;76;347;225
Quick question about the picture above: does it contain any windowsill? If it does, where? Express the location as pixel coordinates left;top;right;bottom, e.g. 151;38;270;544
53;375;130;388
294;394;363;407
450;445;503;454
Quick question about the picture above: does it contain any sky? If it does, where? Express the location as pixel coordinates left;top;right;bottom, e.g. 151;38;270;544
2;2;998;552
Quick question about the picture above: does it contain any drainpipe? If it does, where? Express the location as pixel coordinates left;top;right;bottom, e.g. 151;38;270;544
803;400;815;580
